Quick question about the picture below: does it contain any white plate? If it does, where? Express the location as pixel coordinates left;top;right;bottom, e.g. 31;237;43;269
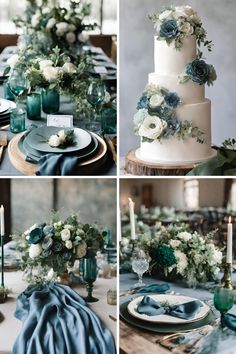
127;294;210;324
0;99;11;114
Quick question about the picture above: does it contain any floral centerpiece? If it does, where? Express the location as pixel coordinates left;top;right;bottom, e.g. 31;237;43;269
120;222;223;287
134;83;206;144
13;214;105;284
14;0;97;56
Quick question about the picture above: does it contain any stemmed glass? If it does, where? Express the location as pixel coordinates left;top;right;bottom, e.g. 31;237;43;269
86;80;105;131
131;249;150;288
214;286;234;322
83;257;99;303
8;68;27;111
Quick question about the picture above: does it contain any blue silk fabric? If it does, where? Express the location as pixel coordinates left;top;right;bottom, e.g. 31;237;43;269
12;283;116;354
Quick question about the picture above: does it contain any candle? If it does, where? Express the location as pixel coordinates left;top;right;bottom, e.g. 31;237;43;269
1;205;4;236
226;216;233;264
118;207;122;242
128;198;136;240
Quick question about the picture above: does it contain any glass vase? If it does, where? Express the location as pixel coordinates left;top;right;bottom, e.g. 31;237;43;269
42;89;60;114
27;92;41;120
83;257;98;302
10;108;26;133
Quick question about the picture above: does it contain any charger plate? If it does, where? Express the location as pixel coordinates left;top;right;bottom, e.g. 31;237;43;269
127;294;210;324
120;300;217;334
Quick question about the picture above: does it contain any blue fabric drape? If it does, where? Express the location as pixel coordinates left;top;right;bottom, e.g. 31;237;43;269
12;283;116;354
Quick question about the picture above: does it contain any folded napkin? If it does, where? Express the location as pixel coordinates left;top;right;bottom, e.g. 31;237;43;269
36;154;80;176
137;295;202;320
136;283;170;294
12;283;116;354
222;313;236;331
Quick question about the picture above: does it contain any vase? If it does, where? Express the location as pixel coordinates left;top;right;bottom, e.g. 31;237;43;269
101;107;117;134
57;272;72;286
42;89;60;114
27;92;41;120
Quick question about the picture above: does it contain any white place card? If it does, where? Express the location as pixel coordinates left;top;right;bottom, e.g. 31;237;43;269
47;115;73;128
94;66;107;74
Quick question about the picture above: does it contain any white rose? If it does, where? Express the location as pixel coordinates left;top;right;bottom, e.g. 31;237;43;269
65;240;73;249
149;94;164;108
174;6;195;18
48;135;61;147
170;240;181;248
42;7;50;14
104;91;111;104
62;62;77;74
177;232;192;242
29;244;42;259
61;228;71;241
43;66;60;81
175;250;188;275
39;59;53;71
46;18;57;29
7;54;19;68
138;115;167;140
47;268;55;280
78;31;89;43
121;237;129;246
31;13;40;28
180;22;193;34
190;14;201;24
57;130;66;142
159;10;173;21
66;32;76;44
56;22;69;35
68;24;76;32
76;241;87;258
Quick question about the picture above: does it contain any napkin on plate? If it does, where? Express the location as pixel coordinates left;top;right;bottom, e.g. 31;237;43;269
137;295;202;320
136;283;170;294
12;283;116;354
36;153;80;176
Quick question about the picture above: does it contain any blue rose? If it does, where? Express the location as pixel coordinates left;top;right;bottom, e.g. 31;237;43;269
137;95;149;109
42;249;52;258
43;225;54;236
162;117;181;137
29;227;45;244
160;20;179;39
53;242;63;253
164;92;180;108
186;59;210;85
42;236;53;251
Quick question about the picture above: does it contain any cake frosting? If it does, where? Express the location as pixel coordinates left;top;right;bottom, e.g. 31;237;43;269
134;6;217;165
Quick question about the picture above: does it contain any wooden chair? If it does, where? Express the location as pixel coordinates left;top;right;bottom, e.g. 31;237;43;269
0;34;18;53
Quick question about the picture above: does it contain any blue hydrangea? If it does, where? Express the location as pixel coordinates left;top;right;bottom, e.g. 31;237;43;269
162;117;181;137
137;95;149;109
160;20;179;39
164;92;180;108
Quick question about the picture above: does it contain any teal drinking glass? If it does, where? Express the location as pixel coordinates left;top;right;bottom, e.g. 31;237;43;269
86;80;105;131
101;107;117;134
42;89;60;114
8;68;27;110
83;257;98;303
214;287;234;318
3;80;15;101
27;92;41;120
10;108;26;133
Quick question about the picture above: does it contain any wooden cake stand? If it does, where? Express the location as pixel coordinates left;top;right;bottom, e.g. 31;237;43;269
125;149;200;176
8;132;108;176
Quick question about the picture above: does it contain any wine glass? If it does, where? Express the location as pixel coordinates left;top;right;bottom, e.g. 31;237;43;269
131;249;150;288
86;80;105;131
214;286;234;323
83;257;99;303
8;68;27;110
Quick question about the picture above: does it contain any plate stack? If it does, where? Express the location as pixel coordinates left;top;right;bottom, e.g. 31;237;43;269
18;126;102;164
120;294;217;333
0;98;16;127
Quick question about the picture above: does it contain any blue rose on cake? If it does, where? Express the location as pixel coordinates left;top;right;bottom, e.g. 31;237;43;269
160;19;179;38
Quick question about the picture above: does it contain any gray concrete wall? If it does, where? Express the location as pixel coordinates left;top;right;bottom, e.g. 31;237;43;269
119;0;236;156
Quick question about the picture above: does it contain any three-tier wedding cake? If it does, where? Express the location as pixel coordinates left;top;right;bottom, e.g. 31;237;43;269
134;6;217;164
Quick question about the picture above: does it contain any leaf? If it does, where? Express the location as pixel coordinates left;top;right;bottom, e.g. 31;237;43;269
142;137;154;143
3;66;10;76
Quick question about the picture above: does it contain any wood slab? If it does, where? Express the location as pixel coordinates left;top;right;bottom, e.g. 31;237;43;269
125;149;198;176
8;132;107;176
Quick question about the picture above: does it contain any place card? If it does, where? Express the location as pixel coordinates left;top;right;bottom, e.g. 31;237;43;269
47;115;73;128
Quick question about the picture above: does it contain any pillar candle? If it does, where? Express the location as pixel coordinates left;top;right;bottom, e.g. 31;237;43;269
128;198;136;240
226;216;233;264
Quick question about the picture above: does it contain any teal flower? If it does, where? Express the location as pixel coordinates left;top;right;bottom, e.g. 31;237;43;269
150;245;176;267
29;227;45;244
42;236;53;251
43;225;54;236
185;59;216;86
164;92;180;108
160;20;179;39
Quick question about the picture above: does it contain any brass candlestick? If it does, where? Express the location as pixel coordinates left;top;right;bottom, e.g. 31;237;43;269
221;262;234;290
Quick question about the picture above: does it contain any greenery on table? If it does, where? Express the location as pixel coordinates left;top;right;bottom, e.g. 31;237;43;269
120;222;223;288
12;213;105;284
14;0;97;56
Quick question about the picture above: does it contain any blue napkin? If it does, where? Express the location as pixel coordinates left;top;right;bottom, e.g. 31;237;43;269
136;283;170;294
36;154;79;176
137;295;202;320
12;283;116;354
222;313;236;331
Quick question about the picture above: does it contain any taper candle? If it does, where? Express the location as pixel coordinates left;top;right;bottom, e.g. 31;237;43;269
128;198;136;240
226;216;233;264
0;205;4;287
0;205;4;236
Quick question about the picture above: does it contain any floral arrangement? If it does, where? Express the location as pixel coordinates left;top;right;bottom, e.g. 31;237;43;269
180;59;217;86
149;6;213;52
14;0;96;55
12;214;105;284
48;129;76;148
133;83;205;144
120;222;223;287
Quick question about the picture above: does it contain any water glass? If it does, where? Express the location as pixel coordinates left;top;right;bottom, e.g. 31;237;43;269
214;287;234;316
83;257;99;302
27;92;41;120
10;108;26;133
86;80;105;131
42;90;60;114
3;80;15;101
101;107;117;134
8;68;27;108
132;250;150;288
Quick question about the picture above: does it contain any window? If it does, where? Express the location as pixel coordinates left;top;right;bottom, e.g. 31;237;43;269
184;179;199;210
0;0;117;35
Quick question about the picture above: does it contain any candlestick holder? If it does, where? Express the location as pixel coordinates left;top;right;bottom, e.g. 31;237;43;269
221;263;234;290
0;287;8;303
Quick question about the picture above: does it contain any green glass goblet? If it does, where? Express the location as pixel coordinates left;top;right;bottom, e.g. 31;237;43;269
214;287;234;324
86;80;105;132
83;257;99;303
8;68;27;111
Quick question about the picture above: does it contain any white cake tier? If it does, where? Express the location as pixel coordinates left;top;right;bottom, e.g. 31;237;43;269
139;99;214;164
148;73;205;104
154;35;196;75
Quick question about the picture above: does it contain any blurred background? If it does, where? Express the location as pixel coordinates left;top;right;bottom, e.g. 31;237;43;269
120;0;236;156
0;178;117;241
